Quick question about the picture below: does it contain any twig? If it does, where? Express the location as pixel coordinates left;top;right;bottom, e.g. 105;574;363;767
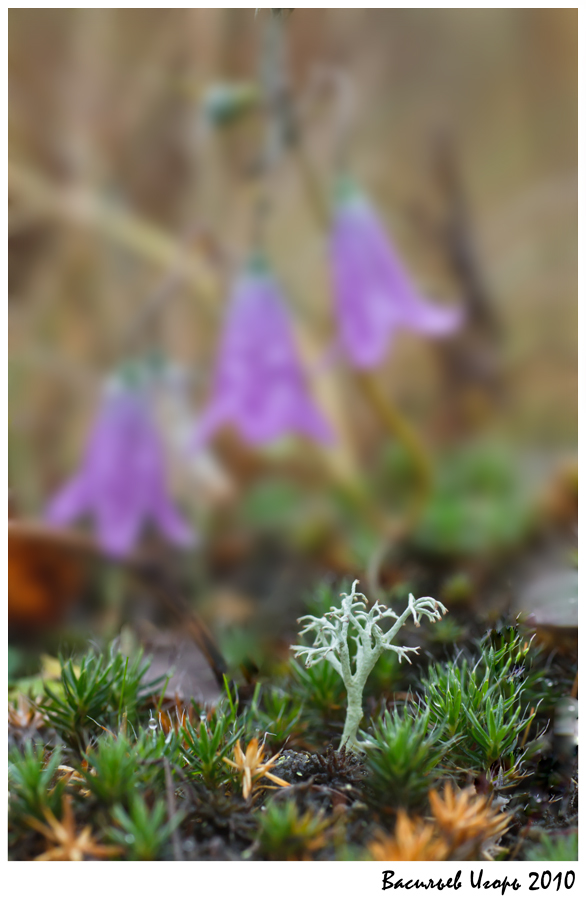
9;161;219;323
354;371;433;522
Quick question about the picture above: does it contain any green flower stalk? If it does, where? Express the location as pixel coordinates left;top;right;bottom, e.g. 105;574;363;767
292;581;447;751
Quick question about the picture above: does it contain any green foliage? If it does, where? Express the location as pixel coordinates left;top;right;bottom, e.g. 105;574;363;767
139;718;184;765
41;653;115;750
181;685;243;788
243;682;303;751
289;658;345;712
524;831;578;862
255;797;331;860
413;443;533;558
40;647;162;753
217;625;268;673
335;842;370;861
463;693;532;770
8;743;65;825
365;646;405;700
440;571;475;607
8;645;34;683
422;628;538;773
425;615;468;647
109;651;161;725
377;441;421;503
6;616;573;861
517;642;576;718
302;579;351;619
240;477;306;532
79;715;183;807
364;707;453;811
108;794;183;861
81;734;143;807
288;657;346;744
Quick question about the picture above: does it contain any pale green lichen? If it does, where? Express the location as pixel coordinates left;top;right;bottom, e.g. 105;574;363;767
292;580;447;750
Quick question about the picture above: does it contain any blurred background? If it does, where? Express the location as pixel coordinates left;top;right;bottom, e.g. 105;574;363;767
8;8;577;694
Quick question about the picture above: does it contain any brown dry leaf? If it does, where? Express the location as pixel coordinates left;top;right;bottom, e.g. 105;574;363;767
538;457;578;528
8;520;95;632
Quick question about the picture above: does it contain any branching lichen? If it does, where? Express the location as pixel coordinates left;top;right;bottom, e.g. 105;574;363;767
291;580;447;750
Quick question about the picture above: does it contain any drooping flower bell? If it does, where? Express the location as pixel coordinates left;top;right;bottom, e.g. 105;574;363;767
192;256;333;448
331;178;463;369
46;369;194;557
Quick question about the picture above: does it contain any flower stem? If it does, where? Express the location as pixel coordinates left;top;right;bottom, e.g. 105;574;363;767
266;11;434;535
353;370;433;528
292;156;433;531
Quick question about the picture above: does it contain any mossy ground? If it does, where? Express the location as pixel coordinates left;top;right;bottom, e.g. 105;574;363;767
8;554;577;861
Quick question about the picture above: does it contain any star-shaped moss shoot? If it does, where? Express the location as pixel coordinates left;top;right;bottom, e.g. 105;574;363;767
26;795;120;861
292;580;447;751
223;737;290;800
369;809;450;862
429;783;511;857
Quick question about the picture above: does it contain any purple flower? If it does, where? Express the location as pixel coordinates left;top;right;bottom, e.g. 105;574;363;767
193;259;333;448
331;181;463;369
46;377;194;557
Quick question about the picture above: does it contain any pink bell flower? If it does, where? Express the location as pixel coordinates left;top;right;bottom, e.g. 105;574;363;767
193;259;333;448
331;179;463;369
46;375;194;557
